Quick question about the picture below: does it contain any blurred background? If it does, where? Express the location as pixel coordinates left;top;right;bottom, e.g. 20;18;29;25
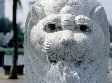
0;0;111;83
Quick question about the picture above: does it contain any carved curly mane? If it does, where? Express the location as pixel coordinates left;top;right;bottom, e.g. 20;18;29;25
24;0;110;83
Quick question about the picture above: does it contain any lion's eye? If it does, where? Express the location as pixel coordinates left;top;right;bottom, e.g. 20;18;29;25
44;23;56;33
48;24;56;31
44;23;62;33
79;25;90;32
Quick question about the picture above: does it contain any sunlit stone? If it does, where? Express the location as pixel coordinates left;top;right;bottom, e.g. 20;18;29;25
25;0;110;83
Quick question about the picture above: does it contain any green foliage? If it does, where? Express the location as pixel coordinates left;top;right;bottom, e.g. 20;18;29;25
8;24;24;48
0;17;24;48
0;17;12;34
0;47;23;55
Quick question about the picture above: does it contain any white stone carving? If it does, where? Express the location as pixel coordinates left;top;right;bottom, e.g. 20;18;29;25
25;0;110;83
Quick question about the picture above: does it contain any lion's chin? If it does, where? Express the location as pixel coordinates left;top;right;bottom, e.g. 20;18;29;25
45;61;80;83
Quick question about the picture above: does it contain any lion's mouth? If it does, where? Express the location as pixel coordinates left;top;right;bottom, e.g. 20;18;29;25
42;42;87;64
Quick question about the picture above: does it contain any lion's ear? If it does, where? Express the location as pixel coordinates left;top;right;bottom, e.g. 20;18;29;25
90;5;109;37
90;5;110;55
25;4;45;47
25;4;46;61
25;5;45;31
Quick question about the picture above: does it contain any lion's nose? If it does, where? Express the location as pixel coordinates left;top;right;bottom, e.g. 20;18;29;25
62;40;73;47
61;30;74;46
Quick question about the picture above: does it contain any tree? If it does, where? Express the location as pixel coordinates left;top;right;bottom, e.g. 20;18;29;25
109;24;112;42
8;24;24;48
0;18;13;47
9;0;21;79
0;18;12;34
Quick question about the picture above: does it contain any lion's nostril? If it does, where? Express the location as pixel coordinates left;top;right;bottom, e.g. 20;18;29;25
62;41;69;47
62;40;73;47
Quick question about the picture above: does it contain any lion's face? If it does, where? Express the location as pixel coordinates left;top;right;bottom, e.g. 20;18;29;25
30;14;105;64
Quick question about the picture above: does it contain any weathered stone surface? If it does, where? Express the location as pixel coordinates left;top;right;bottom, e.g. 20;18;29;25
24;0;110;83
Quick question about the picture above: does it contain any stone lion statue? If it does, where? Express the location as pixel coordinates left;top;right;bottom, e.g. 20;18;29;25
24;0;110;83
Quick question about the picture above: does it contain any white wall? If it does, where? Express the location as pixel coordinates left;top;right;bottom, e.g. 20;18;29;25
4;0;12;21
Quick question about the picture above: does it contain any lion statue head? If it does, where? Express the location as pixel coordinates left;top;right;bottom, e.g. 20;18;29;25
25;0;110;83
